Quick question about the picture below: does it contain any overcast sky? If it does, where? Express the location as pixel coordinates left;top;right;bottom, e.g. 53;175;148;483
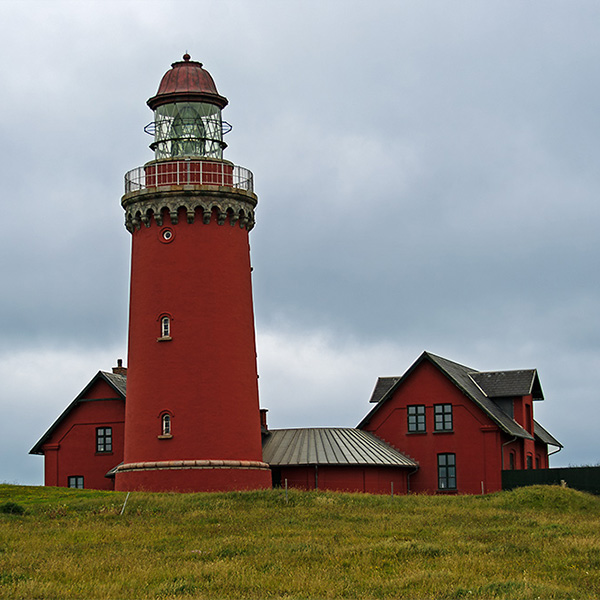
1;1;599;485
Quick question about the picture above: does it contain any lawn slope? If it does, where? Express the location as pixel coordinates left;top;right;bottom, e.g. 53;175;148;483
1;484;599;599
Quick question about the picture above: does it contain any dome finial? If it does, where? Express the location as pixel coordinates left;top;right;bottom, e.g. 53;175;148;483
183;52;191;62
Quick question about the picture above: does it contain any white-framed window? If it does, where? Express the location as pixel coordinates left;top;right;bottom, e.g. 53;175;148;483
161;316;170;338
162;413;171;436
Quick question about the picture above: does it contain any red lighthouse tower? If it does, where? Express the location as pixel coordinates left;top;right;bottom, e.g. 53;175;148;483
115;55;271;492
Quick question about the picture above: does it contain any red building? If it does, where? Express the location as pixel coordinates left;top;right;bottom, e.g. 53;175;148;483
262;428;417;494
357;351;562;494
29;57;561;495
31;351;561;494
30;366;126;490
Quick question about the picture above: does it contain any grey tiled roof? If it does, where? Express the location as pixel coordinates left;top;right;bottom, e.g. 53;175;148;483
30;371;126;455
534;420;563;448
425;353;534;439
369;377;400;403
358;352;538;441
262;428;417;467
470;370;543;400
102;372;127;396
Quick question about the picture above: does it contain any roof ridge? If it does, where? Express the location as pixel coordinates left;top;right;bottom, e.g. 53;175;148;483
424;351;478;373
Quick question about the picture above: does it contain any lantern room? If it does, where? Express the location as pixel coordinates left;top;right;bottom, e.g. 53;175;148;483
145;53;231;160
123;54;253;198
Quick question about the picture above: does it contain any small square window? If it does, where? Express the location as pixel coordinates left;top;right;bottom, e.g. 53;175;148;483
68;476;84;489
96;427;112;453
434;404;453;431
407;405;426;433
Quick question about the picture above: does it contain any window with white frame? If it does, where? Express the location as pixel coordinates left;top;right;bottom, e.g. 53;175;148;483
161;316;171;338
162;413;171;436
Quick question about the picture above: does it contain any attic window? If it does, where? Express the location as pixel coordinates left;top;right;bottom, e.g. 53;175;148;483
434;404;453;432
96;427;113;453
407;405;426;433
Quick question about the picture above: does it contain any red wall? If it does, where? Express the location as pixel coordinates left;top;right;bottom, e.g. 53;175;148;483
41;379;124;490
116;466;269;493
118;205;270;491
276;465;410;495
361;360;508;494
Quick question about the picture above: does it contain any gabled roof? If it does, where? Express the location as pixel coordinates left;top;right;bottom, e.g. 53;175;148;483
29;371;126;455
358;351;535;440
470;370;544;400
534;420;563;448
369;377;401;403
262;428;417;468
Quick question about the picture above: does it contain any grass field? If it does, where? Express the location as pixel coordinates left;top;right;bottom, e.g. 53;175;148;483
0;484;599;599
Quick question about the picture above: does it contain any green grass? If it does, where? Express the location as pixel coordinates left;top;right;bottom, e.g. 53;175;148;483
1;484;599;598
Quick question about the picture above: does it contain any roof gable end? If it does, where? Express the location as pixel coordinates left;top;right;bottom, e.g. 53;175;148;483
470;370;544;400
358;351;533;440
29;371;126;455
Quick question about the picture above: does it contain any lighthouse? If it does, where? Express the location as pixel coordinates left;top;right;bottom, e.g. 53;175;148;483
115;55;271;492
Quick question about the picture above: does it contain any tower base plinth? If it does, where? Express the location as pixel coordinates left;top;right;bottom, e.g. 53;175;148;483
114;460;272;493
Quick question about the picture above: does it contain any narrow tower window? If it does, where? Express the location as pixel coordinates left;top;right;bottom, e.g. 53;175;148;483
161;316;170;337
157;315;172;341
162;414;171;436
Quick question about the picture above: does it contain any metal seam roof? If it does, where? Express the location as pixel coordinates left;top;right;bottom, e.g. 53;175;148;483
262;428;417;467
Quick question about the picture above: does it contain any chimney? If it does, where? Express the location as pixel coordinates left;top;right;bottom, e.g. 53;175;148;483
260;408;268;432
112;358;127;376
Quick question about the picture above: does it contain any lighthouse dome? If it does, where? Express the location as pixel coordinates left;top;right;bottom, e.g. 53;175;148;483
147;54;228;110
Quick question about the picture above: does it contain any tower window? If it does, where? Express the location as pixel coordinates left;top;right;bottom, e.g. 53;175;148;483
157;315;172;341
162;414;171;436
161;316;170;337
96;427;112;453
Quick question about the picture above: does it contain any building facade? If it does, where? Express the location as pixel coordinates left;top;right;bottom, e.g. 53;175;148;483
358;351;561;495
30;57;561;494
